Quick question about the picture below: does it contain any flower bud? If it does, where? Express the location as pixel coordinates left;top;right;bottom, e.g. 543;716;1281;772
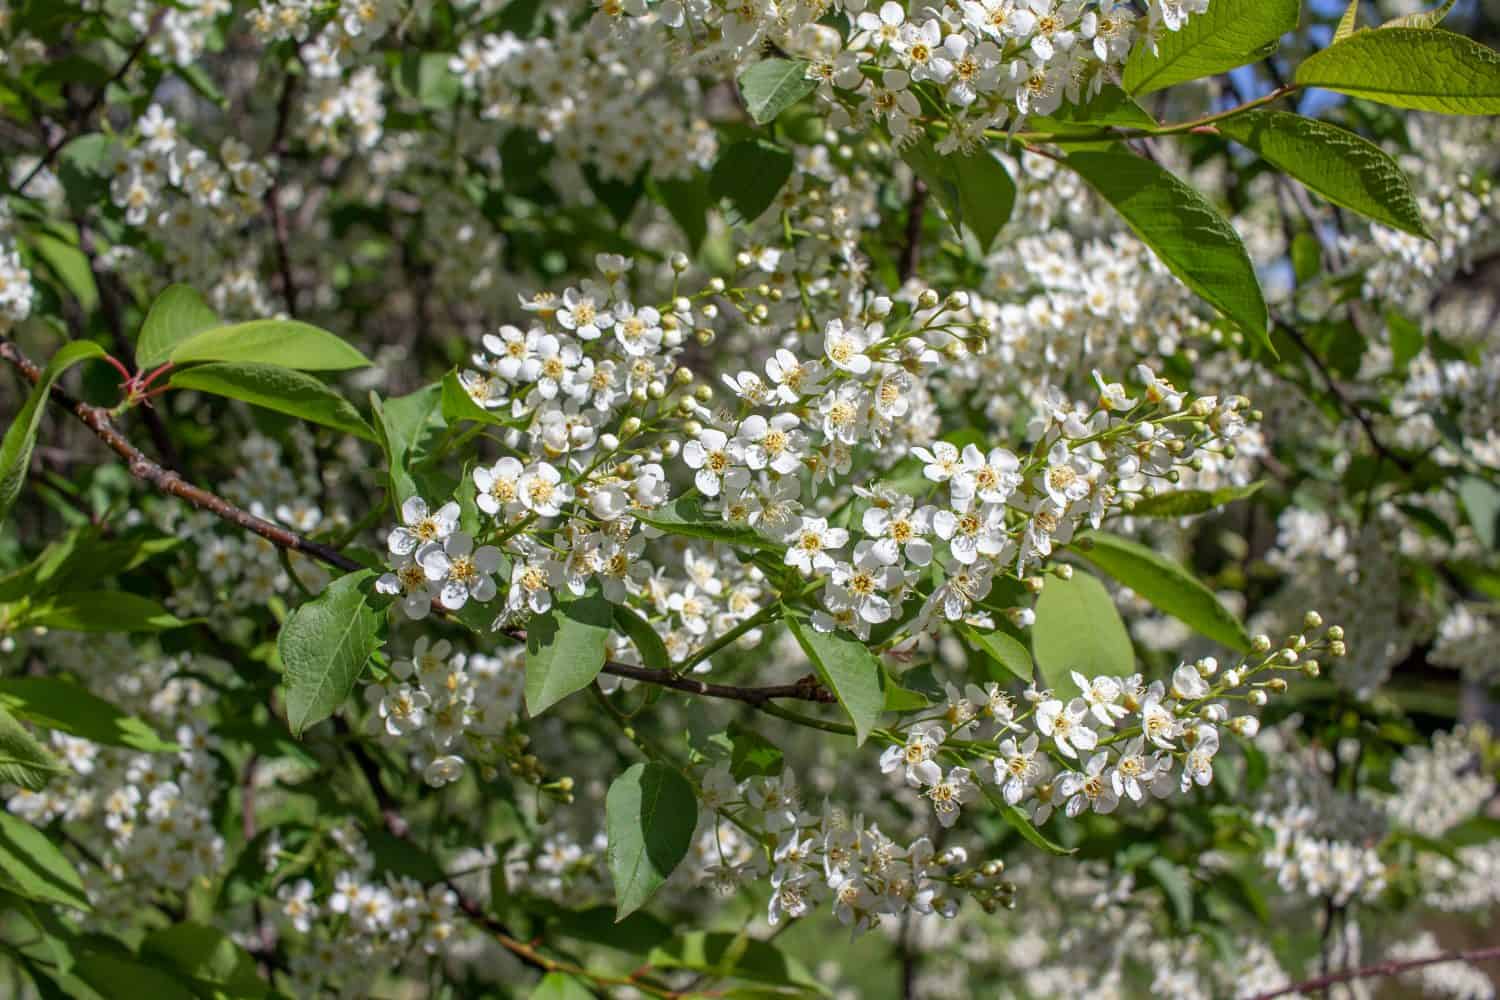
1248;689;1267;707
621;416;642;436
1328;640;1345;658
599;433;620;451
1303;611;1323;630
917;289;940;309
1327;625;1344;641
707;277;726;293
669;252;689;272
1251;634;1271;653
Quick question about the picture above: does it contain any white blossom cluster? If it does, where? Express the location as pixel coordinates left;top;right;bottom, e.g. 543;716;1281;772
610;0;1210;139
0;208;34;332
263;820;464;996
1;638;228;921
1382;726;1495;838
362;637;525;787
693;765;1012;932
880;628;1333;832
157;431;343;621
449;13;719;184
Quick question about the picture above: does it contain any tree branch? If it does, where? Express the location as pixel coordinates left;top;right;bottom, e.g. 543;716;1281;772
1246;944;1500;1000
0;335;360;572
0;336;838;711
898;176;927;282
12;10;166;196
264;64;300;317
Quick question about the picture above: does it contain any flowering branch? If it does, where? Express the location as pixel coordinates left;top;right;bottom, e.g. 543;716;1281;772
1245;944;1500;1000
0;335;838;711
11;9;166;197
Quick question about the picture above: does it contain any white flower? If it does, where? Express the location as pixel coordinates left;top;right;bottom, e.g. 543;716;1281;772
1071;671;1127;726
683;427;745;498
419;533;503;610
863;497;934;567
557;285;613;340
1059;752;1118;817
1035;698;1098;759
735;413;804;475
823;318;873;375
519;462;573;517
952;444;1021;508
1170;662;1210;701
783;516;848;576
881;726;947;788
379;684;431;736
474;458;524;518
995;733;1041;804
912;441;963;483
926;767;979;827
387;496;460;555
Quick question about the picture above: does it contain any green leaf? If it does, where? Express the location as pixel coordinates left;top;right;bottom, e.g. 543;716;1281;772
901;137;1015;252
26;591;189;632
0;678;177;752
613;603;671;672
1295;29;1500;114
135;284;219;369
1218;111;1428;237
173;62;228;108
440;368;511;428
0;811;90;911
737;59;815;125
397;51;461;109
1076;532;1252;652
708;139;794;224
605;762;697;920
169;319;371;371
0;340;104;523
1145;857;1194;929
525;590;613;715
631;496;775;549
647;931;826;993
1130;482;1265;517
73;949;194;1000
783;613;884;745
170;362;377;441
279;570;382;736
1122;0;1299;94
1291;231;1322;283
25;230;98;311
1066;148;1271;354
995;796;1073;855
958;623;1035;684
142;923;266;999
1380;0;1457;30
648;174;711;253
0;705;68;791
1387;311;1425;370
530;972;595;1000
723;720;785;781
1458;476;1500;548
1334;0;1361;42
1031;571;1133;697
370;385;446;505
1028;85;1158;135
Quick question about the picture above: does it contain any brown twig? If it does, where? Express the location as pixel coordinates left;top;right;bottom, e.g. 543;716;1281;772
12;10;166;196
898;177;927;282
0;335;359;572
1245;944;1500;1000
0;336;838;711
1277;320;1414;473
264;64;300;317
